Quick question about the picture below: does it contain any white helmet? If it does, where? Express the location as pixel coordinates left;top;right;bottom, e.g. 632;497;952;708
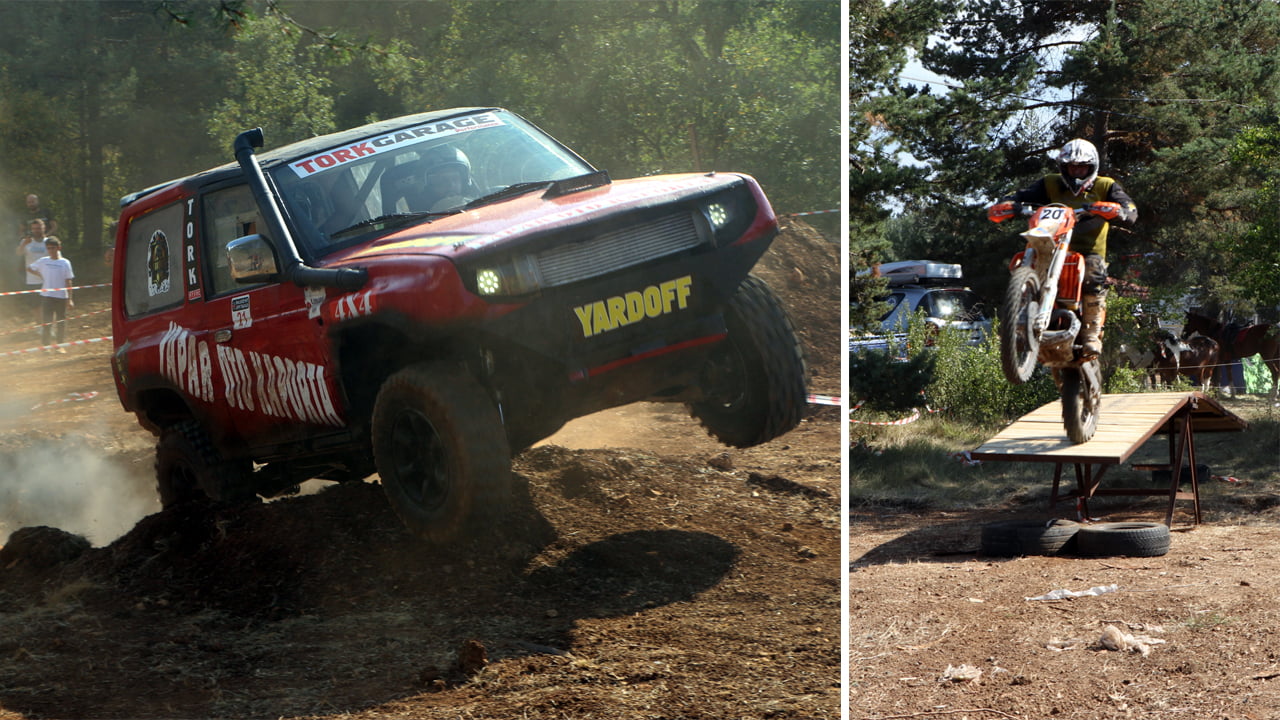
1058;139;1099;195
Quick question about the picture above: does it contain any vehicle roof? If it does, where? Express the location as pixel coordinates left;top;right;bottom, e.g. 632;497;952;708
120;107;500;207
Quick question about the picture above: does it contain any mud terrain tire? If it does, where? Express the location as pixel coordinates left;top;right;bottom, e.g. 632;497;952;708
155;420;253;506
1076;522;1170;557
372;363;512;544
690;275;807;448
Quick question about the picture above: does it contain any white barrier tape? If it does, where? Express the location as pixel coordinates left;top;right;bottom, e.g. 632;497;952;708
0;335;112;358
785;209;839;218
30;391;99;411
806;393;842;406
848;402;941;426
0;282;111;297
0;307;111;337
849;408;921;426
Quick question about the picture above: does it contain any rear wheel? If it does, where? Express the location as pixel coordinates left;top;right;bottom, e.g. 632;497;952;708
689;275;807;448
372;363;511;543
1000;267;1041;384
1061;359;1101;444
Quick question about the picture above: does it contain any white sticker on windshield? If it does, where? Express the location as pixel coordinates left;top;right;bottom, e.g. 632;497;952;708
288;113;506;178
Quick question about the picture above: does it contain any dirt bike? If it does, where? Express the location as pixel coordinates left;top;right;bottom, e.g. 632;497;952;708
988;201;1116;444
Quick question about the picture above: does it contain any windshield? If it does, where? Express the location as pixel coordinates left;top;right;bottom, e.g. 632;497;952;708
268;110;595;255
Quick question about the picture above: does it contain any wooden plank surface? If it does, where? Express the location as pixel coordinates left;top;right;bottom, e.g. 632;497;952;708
970;393;1196;465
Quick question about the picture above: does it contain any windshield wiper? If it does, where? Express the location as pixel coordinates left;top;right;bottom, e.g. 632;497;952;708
330;211;458;240
464;170;612;210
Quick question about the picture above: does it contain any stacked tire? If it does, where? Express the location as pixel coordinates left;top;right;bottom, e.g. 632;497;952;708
980;519;1170;558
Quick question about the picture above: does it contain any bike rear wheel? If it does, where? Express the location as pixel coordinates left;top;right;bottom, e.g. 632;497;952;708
1000;266;1041;384
1061;358;1101;443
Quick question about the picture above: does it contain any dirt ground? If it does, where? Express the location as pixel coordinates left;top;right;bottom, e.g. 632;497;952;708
851;430;1280;719
0;218;840;719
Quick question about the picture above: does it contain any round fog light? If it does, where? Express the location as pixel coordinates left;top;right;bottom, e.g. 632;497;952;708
476;269;501;295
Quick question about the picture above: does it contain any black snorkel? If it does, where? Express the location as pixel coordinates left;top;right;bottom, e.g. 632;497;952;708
233;128;367;292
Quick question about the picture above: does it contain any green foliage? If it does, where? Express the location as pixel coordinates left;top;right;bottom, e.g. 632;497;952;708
848;348;935;414
0;0;837;270
912;318;1057;426
859;0;1280;314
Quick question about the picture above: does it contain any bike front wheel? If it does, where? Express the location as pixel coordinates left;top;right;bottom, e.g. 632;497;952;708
1000;266;1042;384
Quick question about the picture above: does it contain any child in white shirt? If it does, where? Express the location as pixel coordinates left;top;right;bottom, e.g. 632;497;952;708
28;237;74;351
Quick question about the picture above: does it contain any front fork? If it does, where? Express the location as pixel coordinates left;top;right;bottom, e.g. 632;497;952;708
1022;235;1070;337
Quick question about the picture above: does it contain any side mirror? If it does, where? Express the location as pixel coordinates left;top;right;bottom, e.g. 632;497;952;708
227;234;280;284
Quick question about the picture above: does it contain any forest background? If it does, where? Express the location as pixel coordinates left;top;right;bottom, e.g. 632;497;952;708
0;0;839;279
851;0;1280;325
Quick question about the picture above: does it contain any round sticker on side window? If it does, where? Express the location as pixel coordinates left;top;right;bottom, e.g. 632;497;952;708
146;230;171;297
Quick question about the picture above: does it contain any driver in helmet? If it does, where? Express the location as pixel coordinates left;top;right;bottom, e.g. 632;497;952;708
418;145;475;211
988;138;1138;356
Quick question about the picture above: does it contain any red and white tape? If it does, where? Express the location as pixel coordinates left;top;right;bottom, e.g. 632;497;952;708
30;391;100;411
0;335;112;358
806;393;842;406
0;282;111;297
0;307;110;337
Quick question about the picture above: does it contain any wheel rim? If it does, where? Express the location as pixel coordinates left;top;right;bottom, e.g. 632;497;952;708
388;408;450;512
1014;294;1039;366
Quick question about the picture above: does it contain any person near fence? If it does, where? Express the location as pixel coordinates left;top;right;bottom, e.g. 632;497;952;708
17;218;54;325
27;236;73;352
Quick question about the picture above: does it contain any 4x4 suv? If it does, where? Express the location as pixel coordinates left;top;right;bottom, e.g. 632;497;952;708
111;108;807;542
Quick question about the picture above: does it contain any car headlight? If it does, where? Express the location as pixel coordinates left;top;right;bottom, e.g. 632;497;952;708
473;254;543;297
706;202;730;230
699;185;754;245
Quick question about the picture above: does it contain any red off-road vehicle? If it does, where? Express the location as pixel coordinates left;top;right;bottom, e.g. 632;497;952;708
111;107;807;542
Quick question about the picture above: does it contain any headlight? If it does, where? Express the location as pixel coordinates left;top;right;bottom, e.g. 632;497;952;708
706;202;730;230
699;185;755;245
473;254;543;297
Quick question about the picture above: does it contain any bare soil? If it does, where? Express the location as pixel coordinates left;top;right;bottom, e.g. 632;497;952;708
0;219;840;719
851;434;1280;719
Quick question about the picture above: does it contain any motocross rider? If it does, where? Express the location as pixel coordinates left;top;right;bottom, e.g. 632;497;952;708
988;138;1138;357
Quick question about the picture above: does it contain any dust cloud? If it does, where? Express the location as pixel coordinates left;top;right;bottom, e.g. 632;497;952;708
0;437;156;547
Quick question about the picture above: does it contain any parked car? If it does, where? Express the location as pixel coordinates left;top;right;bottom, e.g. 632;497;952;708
110;107;808;543
850;260;991;353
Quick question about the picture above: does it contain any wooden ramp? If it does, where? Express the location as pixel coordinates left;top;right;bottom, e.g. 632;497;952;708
971;392;1249;526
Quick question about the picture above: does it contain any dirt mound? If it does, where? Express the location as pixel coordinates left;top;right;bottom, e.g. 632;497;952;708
754;217;840;393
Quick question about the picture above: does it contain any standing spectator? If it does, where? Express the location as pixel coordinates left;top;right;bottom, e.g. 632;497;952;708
27;236;73;352
17;219;51;325
24;193;56;234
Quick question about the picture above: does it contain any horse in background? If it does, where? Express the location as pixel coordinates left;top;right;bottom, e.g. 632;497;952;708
1152;332;1218;391
1183;311;1280;402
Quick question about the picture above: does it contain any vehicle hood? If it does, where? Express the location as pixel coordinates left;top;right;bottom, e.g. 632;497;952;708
328;172;747;264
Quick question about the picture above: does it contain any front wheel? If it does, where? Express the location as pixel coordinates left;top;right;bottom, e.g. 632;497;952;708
1060;358;1101;444
1000;266;1042;384
155;420;253;506
372;363;511;544
689;275;807;448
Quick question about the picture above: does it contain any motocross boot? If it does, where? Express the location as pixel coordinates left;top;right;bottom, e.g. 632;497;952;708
1079;294;1106;357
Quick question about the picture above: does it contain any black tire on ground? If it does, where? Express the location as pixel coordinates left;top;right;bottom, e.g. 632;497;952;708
155;420;253;506
999;266;1041;385
689;274;807;448
372;362;512;544
1017;518;1081;555
1075;522;1171;557
1061;359;1101;444
980;518;1080;557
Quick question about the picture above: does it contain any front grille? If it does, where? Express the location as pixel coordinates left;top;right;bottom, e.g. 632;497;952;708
535;212;703;287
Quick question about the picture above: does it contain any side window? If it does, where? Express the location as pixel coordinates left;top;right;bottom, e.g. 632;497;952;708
202;184;265;296
123;202;185;317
